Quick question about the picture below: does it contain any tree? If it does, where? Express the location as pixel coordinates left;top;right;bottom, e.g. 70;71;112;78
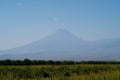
23;59;31;65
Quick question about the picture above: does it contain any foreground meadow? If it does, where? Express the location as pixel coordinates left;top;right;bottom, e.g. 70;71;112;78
1;64;120;80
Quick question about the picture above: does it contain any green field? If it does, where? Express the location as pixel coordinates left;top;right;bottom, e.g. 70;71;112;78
1;64;120;80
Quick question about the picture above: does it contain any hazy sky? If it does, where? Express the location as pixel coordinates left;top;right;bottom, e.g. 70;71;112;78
0;0;120;50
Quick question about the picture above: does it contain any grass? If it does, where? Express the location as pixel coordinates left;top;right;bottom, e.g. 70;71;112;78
0;64;120;80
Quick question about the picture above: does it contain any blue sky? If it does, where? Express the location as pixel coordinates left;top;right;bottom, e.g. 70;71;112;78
0;0;120;50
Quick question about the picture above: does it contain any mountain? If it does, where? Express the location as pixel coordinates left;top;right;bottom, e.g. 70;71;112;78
0;29;120;60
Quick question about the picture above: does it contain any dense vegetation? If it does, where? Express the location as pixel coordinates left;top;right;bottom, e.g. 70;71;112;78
1;59;120;80
1;64;120;80
1;59;120;65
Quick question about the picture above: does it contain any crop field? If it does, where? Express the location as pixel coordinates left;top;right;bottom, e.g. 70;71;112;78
1;64;120;80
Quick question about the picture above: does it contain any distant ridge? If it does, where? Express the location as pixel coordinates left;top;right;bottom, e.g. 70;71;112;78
0;29;120;60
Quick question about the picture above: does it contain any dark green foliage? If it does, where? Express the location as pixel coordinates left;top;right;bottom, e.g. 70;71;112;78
0;59;120;66
43;72;50;78
0;65;120;79
64;71;71;77
23;59;31;65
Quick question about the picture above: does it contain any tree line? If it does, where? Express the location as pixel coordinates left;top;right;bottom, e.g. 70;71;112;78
0;59;120;65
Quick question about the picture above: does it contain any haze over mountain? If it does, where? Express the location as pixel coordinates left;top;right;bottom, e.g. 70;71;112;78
0;29;120;60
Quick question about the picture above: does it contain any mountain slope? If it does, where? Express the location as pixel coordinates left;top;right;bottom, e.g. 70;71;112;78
0;29;88;60
0;29;120;60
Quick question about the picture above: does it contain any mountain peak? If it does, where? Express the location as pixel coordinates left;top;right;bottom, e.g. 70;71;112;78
1;28;120;60
56;29;70;33
55;29;75;37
